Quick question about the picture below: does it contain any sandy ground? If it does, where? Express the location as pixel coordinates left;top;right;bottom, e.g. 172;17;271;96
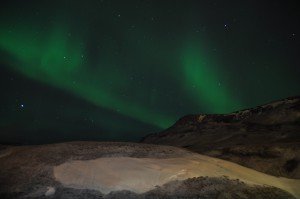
0;148;12;158
54;154;300;198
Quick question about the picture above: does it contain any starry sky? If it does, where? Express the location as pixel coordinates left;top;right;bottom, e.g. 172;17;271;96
1;0;300;144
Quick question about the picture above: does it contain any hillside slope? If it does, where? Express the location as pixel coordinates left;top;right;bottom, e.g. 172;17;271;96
141;96;300;179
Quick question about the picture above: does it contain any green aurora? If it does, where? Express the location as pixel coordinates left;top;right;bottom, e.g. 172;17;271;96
0;24;242;129
0;0;299;143
0;25;173;128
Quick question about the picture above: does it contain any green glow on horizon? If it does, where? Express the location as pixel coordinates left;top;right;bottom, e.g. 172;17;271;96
0;23;243;130
0;0;299;142
0;25;174;128
182;43;242;113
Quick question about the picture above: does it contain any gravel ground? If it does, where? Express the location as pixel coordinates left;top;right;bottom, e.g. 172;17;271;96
0;142;297;199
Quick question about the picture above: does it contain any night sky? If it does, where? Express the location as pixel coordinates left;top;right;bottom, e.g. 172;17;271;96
1;0;299;144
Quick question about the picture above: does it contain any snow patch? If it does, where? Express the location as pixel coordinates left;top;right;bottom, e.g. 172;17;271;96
45;186;55;196
53;156;300;197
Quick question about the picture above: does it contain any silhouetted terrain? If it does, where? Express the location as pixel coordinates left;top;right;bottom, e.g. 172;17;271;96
142;96;300;179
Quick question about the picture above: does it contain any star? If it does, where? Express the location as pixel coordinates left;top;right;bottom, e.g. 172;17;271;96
224;24;229;30
291;33;296;38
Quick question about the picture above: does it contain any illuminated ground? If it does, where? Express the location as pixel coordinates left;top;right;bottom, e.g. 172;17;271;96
0;142;298;198
54;155;300;197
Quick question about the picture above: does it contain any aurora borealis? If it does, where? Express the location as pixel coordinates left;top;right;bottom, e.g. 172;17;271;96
1;0;300;144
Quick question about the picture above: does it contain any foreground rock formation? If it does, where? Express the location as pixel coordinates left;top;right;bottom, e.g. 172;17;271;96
0;142;299;198
142;96;300;179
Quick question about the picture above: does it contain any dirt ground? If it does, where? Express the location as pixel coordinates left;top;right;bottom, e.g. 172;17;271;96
0;142;298;199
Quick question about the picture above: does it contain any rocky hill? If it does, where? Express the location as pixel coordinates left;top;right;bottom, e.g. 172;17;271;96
141;96;300;179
